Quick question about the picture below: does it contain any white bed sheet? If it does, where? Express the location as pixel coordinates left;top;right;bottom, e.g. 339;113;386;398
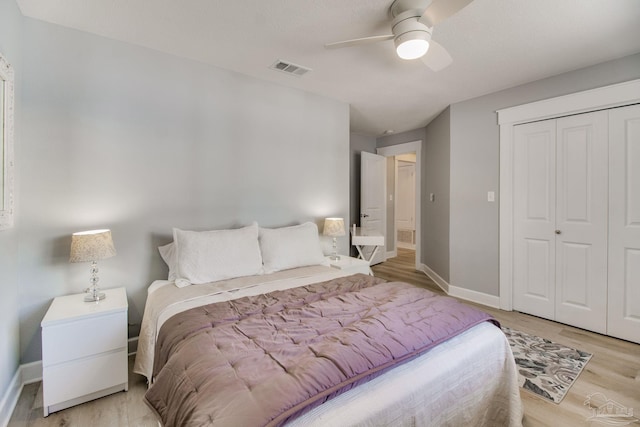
289;321;523;426
134;267;523;426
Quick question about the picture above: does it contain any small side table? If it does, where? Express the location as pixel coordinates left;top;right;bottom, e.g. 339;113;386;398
327;255;373;275
41;287;128;416
351;227;385;263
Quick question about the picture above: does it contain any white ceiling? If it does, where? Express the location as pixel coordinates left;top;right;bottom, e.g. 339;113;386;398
15;0;640;136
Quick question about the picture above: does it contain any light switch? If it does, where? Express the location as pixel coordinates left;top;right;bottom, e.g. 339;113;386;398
488;191;495;202
430;193;435;202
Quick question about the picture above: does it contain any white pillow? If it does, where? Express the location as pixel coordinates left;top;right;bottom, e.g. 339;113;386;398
259;222;327;274
173;223;263;287
158;242;177;281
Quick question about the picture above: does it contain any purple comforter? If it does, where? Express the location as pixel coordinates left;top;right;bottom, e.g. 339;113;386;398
145;273;497;427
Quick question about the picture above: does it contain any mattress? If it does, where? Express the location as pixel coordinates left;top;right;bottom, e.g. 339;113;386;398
133;266;523;426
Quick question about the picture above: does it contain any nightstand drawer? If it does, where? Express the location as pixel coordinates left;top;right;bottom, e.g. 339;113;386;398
43;349;127;404
42;311;126;366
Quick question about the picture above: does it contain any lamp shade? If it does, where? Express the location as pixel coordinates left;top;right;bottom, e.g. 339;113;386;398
69;229;117;263
323;218;345;237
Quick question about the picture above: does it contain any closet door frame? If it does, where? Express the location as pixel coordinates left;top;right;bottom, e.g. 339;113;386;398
497;78;640;311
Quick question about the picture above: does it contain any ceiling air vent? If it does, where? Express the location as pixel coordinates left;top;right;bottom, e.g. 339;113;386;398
270;60;311;77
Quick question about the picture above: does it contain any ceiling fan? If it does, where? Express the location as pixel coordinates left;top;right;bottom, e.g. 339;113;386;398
325;0;473;71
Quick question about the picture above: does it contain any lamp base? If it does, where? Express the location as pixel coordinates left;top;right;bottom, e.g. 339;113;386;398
329;254;341;261
84;292;106;302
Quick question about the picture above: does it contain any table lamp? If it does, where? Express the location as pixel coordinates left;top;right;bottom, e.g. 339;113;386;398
70;229;116;302
323;218;345;261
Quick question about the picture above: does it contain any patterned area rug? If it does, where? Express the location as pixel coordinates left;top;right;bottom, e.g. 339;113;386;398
502;326;592;403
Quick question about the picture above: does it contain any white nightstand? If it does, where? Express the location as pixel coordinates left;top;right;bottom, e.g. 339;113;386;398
41;287;128;416
326;255;373;275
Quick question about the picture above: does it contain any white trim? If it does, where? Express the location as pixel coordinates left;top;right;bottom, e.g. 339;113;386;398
386;250;398;259
448;285;501;309
499;121;514;311
420;263;500;308
377;141;422;272
396;241;415;250
497;79;640;125
20;361;42;385
497;78;640;311
393;158;399;254
0;52;16;231
421;263;449;293
0;369;21;427
0;361;42;427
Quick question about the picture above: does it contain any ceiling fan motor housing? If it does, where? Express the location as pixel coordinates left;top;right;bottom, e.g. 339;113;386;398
393;15;432;59
392;16;432;40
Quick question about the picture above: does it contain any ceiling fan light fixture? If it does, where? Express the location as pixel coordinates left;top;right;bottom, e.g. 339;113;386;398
395;34;430;60
392;16;432;60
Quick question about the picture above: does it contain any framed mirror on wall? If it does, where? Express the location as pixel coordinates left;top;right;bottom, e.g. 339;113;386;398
0;52;15;231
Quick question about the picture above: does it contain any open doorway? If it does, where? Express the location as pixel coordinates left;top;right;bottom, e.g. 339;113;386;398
396;154;416;250
377;141;421;271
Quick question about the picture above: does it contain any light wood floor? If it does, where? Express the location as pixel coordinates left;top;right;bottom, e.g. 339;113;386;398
8;248;640;426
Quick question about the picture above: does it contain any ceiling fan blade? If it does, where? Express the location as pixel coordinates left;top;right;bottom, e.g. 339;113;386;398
325;34;394;49
419;0;474;27
421;40;452;71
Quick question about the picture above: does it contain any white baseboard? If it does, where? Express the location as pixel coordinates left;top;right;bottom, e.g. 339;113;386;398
420;263;500;308
447;285;500;309
386;250;397;259
0;361;42;427
20;361;42;385
0;368;21;427
396;242;415;250
421;263;449;293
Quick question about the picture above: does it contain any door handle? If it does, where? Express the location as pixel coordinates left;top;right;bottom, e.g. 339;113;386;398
555;230;562;235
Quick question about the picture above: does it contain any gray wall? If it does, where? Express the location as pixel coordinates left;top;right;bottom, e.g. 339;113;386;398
14;17;349;365
0;0;23;402
422;107;450;282
449;52;640;296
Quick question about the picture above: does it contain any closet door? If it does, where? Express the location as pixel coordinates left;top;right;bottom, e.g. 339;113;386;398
513;120;557;320
554;112;608;333
513;111;608;333
608;104;640;343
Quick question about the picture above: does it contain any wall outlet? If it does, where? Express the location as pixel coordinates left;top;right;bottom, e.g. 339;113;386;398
430;193;435;202
488;191;495;202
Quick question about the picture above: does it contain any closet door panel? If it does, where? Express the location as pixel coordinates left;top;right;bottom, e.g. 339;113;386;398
555;112;608;333
513;120;556;319
609;104;640;343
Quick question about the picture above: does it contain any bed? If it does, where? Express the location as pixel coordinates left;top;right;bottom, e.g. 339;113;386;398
133;222;523;426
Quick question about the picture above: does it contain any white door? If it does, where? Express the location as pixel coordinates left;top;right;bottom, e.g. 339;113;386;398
396;161;415;230
513;111;608;332
396;161;416;249
554;111;608;333
608;104;640;343
361;151;386;265
513;119;557;320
